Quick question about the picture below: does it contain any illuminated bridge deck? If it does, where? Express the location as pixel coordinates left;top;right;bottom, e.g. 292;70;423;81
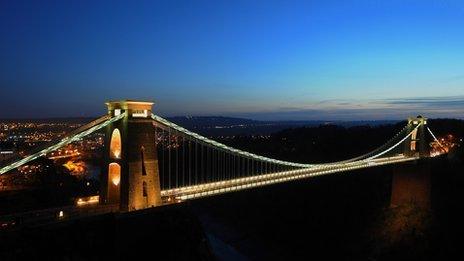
161;155;418;201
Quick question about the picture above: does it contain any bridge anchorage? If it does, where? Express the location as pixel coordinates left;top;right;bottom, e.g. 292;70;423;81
0;100;447;214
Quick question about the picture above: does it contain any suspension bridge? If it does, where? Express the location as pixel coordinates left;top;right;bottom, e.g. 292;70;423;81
0;100;446;223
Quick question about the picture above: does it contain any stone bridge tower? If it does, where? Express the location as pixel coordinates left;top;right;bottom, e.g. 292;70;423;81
100;100;162;211
391;116;431;209
403;116;428;158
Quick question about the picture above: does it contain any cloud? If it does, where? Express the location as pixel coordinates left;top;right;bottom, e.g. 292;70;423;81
383;96;464;108
228;95;464;121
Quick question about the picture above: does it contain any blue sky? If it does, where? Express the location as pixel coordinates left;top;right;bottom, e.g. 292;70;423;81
1;0;463;120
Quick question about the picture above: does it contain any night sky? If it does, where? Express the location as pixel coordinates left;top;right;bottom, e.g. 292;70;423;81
1;0;463;120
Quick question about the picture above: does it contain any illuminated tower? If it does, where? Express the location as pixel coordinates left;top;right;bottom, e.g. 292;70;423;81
391;116;431;209
404;116;429;158
100;100;162;211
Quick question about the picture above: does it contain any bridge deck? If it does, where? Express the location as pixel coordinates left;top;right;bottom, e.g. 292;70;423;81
161;155;418;201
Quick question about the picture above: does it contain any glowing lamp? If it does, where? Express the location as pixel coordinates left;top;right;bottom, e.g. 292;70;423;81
113;149;121;159
112;176;120;186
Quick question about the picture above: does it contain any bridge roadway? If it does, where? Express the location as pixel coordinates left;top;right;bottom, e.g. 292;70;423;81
161;154;419;202
0;155;419;229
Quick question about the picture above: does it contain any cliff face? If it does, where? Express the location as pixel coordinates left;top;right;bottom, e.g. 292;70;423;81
0;205;215;261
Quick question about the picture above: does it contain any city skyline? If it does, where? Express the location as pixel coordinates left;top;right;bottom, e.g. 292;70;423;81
1;1;464;120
